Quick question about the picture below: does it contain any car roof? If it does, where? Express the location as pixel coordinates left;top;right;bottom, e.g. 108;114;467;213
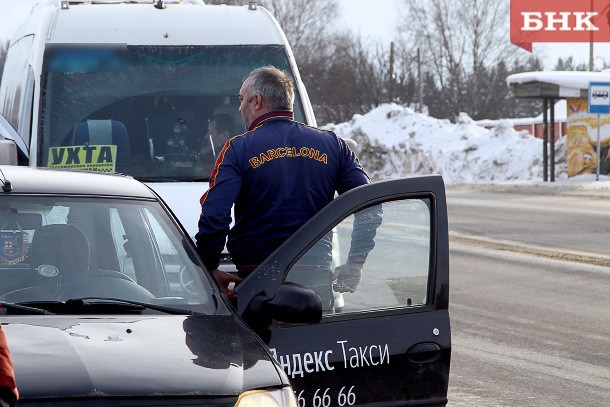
0;166;156;198
16;1;284;47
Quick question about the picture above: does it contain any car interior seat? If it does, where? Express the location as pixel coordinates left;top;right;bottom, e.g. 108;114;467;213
72;119;132;166
29;224;90;283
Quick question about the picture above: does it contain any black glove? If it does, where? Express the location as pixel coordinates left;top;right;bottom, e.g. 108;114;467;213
333;263;362;293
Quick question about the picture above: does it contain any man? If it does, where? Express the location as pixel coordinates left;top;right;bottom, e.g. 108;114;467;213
0;319;18;407
196;66;373;301
207;113;239;156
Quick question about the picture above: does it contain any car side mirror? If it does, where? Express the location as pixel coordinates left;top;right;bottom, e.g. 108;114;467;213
243;282;322;329
0;139;18;165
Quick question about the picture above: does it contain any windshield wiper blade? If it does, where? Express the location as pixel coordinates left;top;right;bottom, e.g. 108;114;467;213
65;297;195;315
1;301;53;315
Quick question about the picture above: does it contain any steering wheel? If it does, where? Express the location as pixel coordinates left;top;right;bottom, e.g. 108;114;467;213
0;286;60;303
58;274;154;302
178;266;201;297
92;269;137;282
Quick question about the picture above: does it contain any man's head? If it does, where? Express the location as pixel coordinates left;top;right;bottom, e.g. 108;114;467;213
209;113;238;137
209;113;238;152
239;66;294;130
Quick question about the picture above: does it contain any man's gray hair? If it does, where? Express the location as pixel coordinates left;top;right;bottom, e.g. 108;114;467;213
243;66;294;111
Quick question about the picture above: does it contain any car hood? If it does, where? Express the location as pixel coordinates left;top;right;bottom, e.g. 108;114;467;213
2;314;283;399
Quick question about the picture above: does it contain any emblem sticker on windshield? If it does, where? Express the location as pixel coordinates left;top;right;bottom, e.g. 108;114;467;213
0;230;28;265
37;265;59;278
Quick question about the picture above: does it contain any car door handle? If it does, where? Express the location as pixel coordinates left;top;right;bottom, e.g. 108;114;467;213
407;342;442;363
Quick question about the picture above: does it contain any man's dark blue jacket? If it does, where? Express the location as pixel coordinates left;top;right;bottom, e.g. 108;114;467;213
196;111;369;271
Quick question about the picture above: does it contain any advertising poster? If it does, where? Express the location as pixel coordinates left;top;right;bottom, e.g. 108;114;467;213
566;98;610;177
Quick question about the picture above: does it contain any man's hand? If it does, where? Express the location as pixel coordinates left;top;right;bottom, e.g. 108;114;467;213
211;269;243;300
333;263;362;293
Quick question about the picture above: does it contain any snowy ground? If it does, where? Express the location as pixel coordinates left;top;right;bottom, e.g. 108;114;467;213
327;103;610;192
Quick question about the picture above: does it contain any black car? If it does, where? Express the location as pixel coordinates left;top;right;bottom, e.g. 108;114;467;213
0;166;450;406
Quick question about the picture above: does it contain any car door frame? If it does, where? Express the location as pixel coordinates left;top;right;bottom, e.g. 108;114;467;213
235;175;450;406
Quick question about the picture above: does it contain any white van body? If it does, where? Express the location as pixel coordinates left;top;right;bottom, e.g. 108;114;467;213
0;0;316;239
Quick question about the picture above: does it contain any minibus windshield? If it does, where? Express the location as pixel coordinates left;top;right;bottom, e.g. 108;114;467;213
39;45;305;181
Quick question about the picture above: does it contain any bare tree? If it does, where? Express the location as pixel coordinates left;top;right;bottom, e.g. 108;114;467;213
554;56;588;71
300;32;383;124
255;0;380;124
205;0;349;122
398;0;527;119
203;0;337;59
258;0;338;66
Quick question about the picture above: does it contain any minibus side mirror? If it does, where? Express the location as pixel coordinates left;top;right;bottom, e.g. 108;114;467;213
0;139;18;165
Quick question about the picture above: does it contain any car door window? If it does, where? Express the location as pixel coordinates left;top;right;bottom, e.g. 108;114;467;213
286;199;431;315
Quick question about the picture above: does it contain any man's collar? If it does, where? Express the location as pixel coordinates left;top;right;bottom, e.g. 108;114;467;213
248;111;294;131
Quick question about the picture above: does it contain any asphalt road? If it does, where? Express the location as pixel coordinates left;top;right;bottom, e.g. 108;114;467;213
447;185;610;258
445;185;610;406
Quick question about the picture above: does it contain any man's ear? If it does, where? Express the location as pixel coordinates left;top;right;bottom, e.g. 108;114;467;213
253;94;265;111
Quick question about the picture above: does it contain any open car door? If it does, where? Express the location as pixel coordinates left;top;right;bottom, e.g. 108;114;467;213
236;175;450;406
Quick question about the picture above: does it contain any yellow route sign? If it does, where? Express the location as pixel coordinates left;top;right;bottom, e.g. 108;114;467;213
48;145;117;172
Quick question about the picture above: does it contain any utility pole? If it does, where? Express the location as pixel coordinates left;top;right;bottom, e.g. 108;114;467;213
589;0;594;71
417;48;423;113
388;41;395;103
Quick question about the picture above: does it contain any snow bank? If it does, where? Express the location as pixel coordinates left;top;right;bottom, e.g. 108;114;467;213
326;104;567;184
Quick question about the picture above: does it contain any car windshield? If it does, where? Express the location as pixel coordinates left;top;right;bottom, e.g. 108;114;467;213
39;44;306;182
0;195;215;314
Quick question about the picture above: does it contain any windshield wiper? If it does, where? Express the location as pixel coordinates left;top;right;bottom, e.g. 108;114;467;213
1;301;53;315
64;297;195;315
2;298;201;315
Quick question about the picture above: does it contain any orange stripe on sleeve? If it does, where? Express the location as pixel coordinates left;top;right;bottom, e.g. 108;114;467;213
199;138;235;206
